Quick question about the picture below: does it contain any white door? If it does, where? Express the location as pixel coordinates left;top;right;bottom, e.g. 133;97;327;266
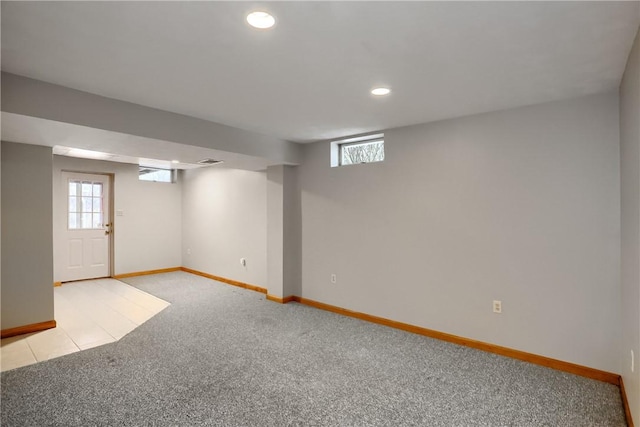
59;172;111;282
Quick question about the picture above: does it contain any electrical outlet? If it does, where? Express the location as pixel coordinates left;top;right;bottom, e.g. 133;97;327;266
240;258;246;266
187;248;191;255
493;300;502;314
330;274;337;284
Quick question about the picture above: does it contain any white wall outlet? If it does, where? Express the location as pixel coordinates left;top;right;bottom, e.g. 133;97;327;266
632;350;635;373
330;274;337;284
116;210;124;216
187;248;191;255
240;258;246;266
493;300;502;313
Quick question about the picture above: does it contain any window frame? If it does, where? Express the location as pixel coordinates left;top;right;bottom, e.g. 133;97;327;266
331;133;385;167
138;166;176;183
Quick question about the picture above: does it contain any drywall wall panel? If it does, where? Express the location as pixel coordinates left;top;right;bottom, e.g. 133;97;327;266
0;141;2;323
1;142;54;329
299;93;620;372
620;25;640;424
266;165;302;298
52;156;182;277
267;165;284;297
283;165;302;297
182;167;267;289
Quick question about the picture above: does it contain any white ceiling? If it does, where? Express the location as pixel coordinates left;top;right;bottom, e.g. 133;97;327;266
1;1;639;146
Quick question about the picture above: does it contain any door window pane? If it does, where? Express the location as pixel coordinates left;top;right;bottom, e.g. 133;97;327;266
82;197;93;212
68;179;106;230
69;213;78;229
92;213;103;229
81;182;92;196
82;213;92;228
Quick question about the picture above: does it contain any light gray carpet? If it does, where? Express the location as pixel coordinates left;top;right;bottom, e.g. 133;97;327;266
1;271;626;426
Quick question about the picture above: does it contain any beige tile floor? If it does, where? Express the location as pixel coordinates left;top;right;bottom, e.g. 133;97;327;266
0;278;170;372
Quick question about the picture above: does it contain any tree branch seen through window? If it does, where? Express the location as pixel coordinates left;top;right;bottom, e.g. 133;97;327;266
340;140;385;165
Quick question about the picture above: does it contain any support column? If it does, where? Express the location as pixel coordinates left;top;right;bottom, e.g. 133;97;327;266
267;165;301;299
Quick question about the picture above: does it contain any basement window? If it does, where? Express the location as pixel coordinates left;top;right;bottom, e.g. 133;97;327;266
139;167;176;183
331;133;385;167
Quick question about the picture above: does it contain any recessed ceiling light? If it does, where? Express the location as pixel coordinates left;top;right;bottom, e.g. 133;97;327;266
171;160;180;164
371;87;391;96
246;11;275;29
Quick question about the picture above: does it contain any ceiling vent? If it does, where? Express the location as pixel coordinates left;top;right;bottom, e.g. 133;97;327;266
197;158;224;165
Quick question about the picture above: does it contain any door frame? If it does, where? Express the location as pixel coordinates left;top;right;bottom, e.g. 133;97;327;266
55;170;115;282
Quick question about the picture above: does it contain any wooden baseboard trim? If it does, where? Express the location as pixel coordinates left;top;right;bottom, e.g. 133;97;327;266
180;267;268;295
53;281;62;287
266;294;296;304
1;320;57;339
291;296;620;385
620;377;635;427
101;267;625;388
113;267;182;279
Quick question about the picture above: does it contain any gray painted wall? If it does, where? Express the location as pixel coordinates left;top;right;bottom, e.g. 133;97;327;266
1;142;54;330
52;156;182;277
299;93;621;372
182;167;267;289
620;26;640;424
266;165;302;297
0;142;2;323
283;166;302;297
267;166;284;296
